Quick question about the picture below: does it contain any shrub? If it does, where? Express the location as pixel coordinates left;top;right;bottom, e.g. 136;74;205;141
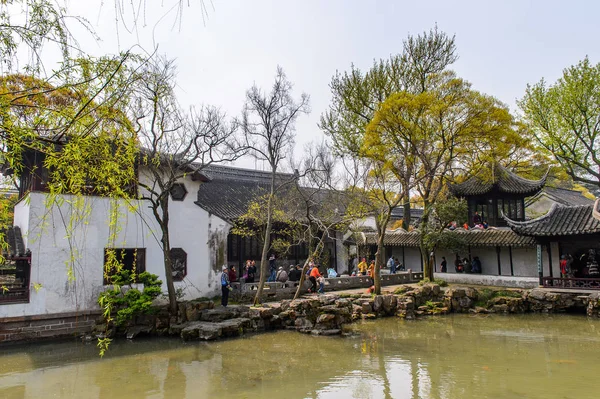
98;271;163;326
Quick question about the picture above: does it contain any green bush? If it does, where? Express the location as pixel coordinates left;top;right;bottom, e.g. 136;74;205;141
98;271;163;326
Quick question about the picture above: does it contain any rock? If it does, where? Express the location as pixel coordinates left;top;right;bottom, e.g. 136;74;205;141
249;307;273;320
169;323;186;336
361;302;373;314
362;313;377;320
294;318;314;329
373;296;384;313
219;318;251;337
382;295;398;314
528;289;546;301
201;308;233;322
181;322;222;341
336;298;352;308
126;326;152;340
470;306;489;314
316;313;336;324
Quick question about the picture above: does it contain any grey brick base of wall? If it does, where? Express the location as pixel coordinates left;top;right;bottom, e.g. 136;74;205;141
0;311;101;344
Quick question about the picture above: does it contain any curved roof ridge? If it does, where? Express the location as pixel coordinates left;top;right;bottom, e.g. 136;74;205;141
503;203;560;227
496;164;548;186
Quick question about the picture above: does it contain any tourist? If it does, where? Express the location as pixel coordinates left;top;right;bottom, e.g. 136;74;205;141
395;257;404;272
482;220;489;229
288;264;301;282
463;257;471;273
560;255;568;278
368;260;375;281
228;266;237;283
566;254;574;277
276;266;289;284
309;263;321;293
462;222;469;230
358;257;368;276
473;211;482;226
267;254;277;282
471;257;482;273
245;260;256;283
221;265;232;307
455;255;463;273
327;267;338;278
448;221;457;230
317;275;325;293
390;257;397;274
440;257;447;273
387;255;394;270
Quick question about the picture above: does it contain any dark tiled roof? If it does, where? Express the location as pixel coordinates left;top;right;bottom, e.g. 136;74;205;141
2;226;26;257
359;227;535;248
390;207;424;220
200;164;296;184
506;202;600;236
526;187;594;207
449;165;547;197
195;165;337;223
196;179;270;222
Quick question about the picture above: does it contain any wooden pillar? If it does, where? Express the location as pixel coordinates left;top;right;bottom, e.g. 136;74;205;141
333;232;338;272
536;244;543;286
547;243;553;279
509;246;514;276
419;248;423;271
496;246;502;276
238;235;244;279
402;246;406;269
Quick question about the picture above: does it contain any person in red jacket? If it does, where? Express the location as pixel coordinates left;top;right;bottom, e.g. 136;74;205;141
309;264;321;294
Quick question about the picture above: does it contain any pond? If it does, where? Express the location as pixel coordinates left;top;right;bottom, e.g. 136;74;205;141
0;314;598;398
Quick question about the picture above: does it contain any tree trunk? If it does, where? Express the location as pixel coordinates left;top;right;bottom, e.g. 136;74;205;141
293;230;327;300
402;194;411;230
373;213;391;295
159;198;177;314
419;206;434;281
253;172;276;305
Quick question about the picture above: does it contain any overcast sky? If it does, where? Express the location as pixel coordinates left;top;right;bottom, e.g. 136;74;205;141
64;0;600;170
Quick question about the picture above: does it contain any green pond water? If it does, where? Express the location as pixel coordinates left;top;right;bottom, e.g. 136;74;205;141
0;314;599;399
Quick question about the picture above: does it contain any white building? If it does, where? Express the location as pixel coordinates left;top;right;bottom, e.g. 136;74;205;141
1;163;347;318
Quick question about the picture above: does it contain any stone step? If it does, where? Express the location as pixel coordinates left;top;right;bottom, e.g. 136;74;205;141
180;317;252;341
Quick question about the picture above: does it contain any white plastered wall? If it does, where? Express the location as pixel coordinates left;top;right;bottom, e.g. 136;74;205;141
3;172;229;318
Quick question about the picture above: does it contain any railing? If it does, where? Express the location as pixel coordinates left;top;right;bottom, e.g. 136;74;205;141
230;271;425;297
0;285;30;303
0;258;31;304
542;277;600;290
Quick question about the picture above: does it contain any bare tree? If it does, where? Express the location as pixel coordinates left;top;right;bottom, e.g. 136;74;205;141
134;57;240;313
240;66;309;305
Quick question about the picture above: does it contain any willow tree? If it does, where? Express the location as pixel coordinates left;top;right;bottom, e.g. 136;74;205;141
320;26;458;229
519;57;600;188
239;66;309;305
365;75;522;279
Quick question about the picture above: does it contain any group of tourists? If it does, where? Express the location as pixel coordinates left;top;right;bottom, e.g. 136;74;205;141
447;211;493;231
453;255;482;273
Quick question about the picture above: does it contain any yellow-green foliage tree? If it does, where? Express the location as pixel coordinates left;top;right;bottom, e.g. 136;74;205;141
321;27;458;230
365;75;525;280
519;57;600;189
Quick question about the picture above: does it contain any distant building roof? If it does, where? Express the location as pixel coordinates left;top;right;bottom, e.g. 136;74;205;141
526;186;594;207
449;165;547;197
195;165;296;223
506;201;600;237
2;226;26;257
358;227;535;248
390;207;424;220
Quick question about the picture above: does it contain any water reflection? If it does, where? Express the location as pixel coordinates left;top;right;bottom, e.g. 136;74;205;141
0;315;599;398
